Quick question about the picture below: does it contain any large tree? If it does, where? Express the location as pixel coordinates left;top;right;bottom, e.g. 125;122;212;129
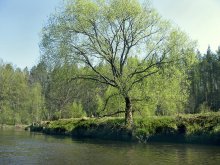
40;0;195;127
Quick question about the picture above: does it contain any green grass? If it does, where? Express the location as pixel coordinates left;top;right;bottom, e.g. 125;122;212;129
30;112;220;144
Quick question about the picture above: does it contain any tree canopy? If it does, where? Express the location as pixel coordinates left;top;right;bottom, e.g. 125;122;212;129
40;0;196;127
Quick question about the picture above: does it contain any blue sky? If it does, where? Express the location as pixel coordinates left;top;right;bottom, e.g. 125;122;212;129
0;0;61;69
0;0;220;69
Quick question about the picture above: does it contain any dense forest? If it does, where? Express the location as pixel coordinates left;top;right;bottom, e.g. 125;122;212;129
0;0;220;125
1;47;220;125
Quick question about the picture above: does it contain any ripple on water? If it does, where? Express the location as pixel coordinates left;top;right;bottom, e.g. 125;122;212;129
0;130;220;165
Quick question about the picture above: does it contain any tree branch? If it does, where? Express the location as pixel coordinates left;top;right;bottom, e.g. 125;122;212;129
99;93;120;112
98;110;125;118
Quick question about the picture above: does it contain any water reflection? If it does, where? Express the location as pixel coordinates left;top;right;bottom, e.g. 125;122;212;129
0;129;220;165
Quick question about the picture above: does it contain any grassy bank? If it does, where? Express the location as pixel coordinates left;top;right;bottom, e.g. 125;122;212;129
30;112;220;145
1;124;29;130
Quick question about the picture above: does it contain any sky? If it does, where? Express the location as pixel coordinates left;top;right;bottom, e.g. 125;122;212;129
0;0;62;69
0;0;220;69
152;0;220;53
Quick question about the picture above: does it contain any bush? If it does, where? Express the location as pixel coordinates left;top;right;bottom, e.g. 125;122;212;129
30;112;220;144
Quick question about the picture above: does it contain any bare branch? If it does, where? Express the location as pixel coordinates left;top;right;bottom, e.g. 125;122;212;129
128;70;160;91
98;110;125;118
99;93;120;112
131;96;150;102
70;75;118;88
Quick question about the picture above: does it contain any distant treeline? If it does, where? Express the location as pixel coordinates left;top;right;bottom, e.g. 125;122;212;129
188;47;220;113
0;47;220;124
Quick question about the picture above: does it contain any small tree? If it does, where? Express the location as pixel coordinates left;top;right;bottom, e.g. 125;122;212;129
40;0;195;127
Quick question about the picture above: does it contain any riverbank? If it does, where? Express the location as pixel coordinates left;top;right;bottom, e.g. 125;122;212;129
30;112;220;145
1;124;28;130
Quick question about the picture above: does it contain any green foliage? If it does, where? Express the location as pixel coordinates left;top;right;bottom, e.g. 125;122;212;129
134;116;177;135
30;113;220;144
2;0;220;127
34;117;131;140
69;101;86;118
0;62;44;125
40;0;196;126
188;47;220;113
96;86;124;116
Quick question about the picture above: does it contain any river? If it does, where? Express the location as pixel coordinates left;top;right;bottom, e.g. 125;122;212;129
0;129;220;165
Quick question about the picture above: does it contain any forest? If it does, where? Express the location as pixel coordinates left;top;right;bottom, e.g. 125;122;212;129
1;47;220;125
0;0;220;126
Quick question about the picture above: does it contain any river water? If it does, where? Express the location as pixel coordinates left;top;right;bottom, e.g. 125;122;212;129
0;129;220;165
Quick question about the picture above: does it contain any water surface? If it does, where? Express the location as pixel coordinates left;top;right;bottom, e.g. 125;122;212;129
0;129;220;165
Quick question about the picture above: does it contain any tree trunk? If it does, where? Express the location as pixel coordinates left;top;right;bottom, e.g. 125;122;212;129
125;96;133;128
